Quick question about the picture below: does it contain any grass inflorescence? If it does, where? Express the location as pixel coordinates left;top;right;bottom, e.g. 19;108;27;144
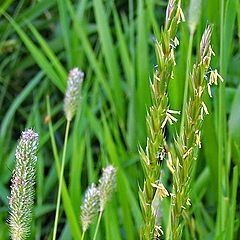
8;129;39;240
0;0;239;239
139;0;184;238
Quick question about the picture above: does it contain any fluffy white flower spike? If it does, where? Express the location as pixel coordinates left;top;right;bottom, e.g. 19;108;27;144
98;165;117;212
8;129;39;240
64;68;84;121
80;184;99;233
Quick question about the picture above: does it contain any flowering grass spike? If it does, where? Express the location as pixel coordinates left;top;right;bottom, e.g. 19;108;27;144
139;0;183;238
98;165;117;212
53;67;84;240
169;25;223;239
80;165;117;240
64;67;84;121
80;184;100;233
8;129;39;240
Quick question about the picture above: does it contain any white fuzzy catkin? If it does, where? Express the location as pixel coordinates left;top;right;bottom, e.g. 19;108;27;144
8;129;39;240
64;68;84;121
98;165;117;212
80;184;99;233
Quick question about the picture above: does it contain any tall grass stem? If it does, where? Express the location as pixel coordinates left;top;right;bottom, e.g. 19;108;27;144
93;211;103;240
81;231;85;240
52;120;71;240
180;33;193;134
216;0;226;235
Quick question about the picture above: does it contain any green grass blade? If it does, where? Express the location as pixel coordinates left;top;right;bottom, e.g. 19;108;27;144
57;0;72;68
93;0;125;120
28;23;67;83
136;0;151;144
4;13;65;92
112;8;137;150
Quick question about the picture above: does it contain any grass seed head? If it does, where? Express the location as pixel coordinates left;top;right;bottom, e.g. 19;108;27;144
8;129;39;240
188;0;202;35
64;67;84;121
139;1;183;238
166;0;176;27
98;165;117;212
200;25;212;61
80;184;100;233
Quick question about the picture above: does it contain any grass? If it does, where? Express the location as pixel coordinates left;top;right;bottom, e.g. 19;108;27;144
0;0;239;239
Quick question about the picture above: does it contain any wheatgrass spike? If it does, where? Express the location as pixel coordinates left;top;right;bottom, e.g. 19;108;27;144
139;0;184;239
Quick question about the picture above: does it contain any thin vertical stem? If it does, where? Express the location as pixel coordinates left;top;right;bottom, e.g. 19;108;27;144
180;32;193;134
93;211;103;240
216;0;226;235
81;231;86;240
52;120;71;240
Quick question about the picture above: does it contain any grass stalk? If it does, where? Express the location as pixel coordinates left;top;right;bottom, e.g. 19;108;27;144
52;120;71;240
47;96;82;239
180;33;193;134
81;231;85;240
93;211;103;240
216;0;226;235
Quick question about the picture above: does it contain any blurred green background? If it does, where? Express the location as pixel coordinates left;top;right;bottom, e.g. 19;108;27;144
0;0;239;239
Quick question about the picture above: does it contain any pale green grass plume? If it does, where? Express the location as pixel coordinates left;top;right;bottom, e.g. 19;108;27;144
80;165;117;240
138;0;184;239
8;129;39;240
64;67;84;121
188;0;202;35
80;184;99;235
93;165;117;240
169;25;223;239
98;165;117;212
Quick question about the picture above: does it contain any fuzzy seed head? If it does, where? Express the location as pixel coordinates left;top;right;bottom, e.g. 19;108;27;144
166;0;176;26
188;0;202;35
98;165;117;212
80;184;99;233
64;67;84;121
200;25;212;60
8;129;39;240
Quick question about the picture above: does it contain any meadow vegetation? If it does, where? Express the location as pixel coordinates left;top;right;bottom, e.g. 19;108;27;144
0;0;239;239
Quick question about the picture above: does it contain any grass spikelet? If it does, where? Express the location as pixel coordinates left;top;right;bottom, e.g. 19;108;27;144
169;25;223;239
80;184;99;234
8;129;39;240
79;165;117;240
138;0;184;239
91;165;117;240
98;165;117;212
64;67;84;121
